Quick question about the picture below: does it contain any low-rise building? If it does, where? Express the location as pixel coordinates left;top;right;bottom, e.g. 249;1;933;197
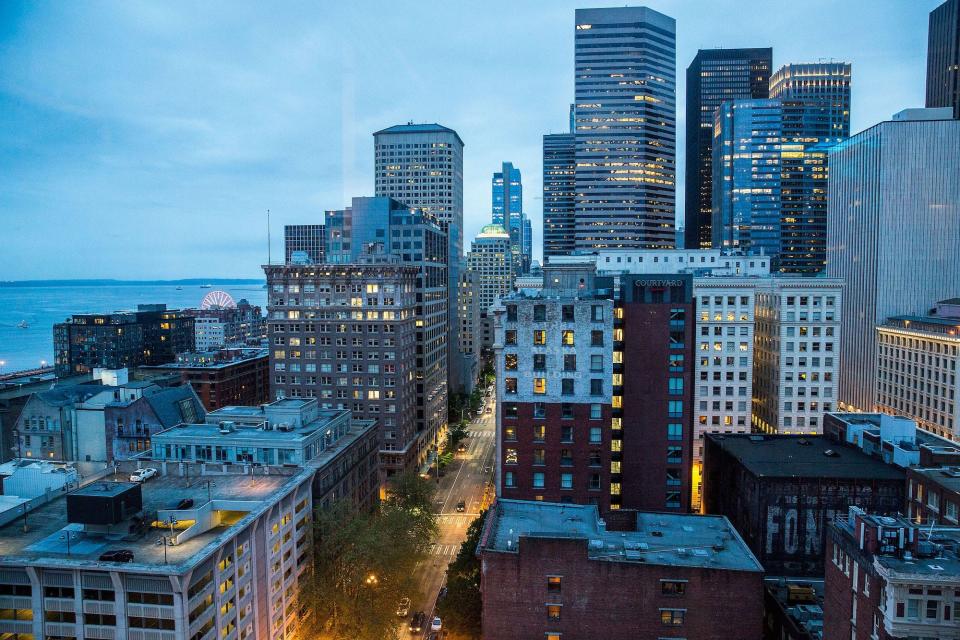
905;465;960;527
703;433;906;576
139;348;270;411
0;468;313;640
478;499;764;640
824;507;960;640
763;577;825;640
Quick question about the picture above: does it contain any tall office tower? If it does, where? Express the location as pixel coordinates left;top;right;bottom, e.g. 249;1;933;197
711;99;783;256
467;224;515;350
542;133;576;260
492;162;528;274
373;123;467;392
770;62;852;274
323;197;448;456
458;268;481;389
522;217;532;273
264;263;423;478
684;48;772;250
926;0;960;118
827;109;960;414
613;274;695;512
283;224;325;264
573;7;677;251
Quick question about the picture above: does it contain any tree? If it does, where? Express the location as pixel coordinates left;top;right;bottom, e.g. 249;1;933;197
303;472;437;640
437;510;486;639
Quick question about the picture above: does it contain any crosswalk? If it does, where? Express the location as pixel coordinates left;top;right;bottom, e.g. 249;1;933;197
430;543;462;557
467;430;494;439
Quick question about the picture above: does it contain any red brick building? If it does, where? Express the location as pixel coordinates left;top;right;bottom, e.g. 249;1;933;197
139;348;269;411
478;499;765;640
824;507;960;640
905;466;960;526
615;274;695;512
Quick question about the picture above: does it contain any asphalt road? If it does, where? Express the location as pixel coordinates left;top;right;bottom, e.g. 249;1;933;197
401;388;496;637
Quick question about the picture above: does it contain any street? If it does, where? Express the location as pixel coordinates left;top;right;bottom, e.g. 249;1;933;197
404;387;496;637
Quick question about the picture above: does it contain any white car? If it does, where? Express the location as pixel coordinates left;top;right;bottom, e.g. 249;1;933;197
431;616;442;632
130;468;157;483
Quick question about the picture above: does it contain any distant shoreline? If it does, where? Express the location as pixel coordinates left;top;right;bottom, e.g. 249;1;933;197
0;279;266;287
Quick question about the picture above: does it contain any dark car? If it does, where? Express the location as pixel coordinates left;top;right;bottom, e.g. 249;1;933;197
99;549;134;563
456;500;466;512
409;611;426;633
168;498;194;510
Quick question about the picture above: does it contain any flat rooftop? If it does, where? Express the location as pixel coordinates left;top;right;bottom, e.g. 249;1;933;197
707;434;905;480
0;470;310;574
153;422;319;443
483;499;763;572
910;466;960;494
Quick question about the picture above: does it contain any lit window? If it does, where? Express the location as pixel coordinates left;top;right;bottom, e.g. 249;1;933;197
533;378;547;394
562;330;575;346
534;330;547;345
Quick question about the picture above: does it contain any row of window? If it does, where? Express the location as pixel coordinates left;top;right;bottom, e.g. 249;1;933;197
504;377;606;396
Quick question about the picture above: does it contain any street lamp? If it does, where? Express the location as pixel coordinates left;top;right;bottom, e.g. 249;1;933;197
157;535;173;564
60;530;79;555
40;360;47;369
364;574;378;586
0;360;5;375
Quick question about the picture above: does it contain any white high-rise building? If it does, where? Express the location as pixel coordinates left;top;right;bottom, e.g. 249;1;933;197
573;7;677;251
827;108;960;413
468;224;514;350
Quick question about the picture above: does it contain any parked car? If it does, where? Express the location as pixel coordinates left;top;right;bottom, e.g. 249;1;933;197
431;616;443;632
396;597;411;617
129;468;157;483
99;549;134;563
456;500;466;512
167;498;194;510
409;611;426;633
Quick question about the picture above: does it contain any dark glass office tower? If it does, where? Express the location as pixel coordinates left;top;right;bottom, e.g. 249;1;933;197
770;63;851;274
542;133;576;260
573;6;676;251
927;0;960;118
684;48;772;249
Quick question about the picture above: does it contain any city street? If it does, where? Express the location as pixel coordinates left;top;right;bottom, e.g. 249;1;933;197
403;387;496;637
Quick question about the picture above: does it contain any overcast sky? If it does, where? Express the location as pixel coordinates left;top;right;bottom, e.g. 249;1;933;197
0;0;941;280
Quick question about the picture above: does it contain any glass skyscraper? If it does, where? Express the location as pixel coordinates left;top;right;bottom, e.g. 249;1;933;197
684;48;772;249
572;6;676;251
711;99;782;256
492;161;529;274
926;0;960;119
542;133;576;260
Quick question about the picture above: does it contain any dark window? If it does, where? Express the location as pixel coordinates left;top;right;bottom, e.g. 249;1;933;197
561;425;573;442
661;580;687;596
589;451;601;467
591;330;604;346
533;354;546;371
503;403;518;419
591;305;604;321
560;449;573;466
590;473;602;490
533;305;546;322
563;354;577;371
505;330;517;345
590;379;603;396
561;404;573;420
562;305;575;322
533;403;546;418
667;446;682;463
561;379;575;396
504;378;518;394
506;305;517;322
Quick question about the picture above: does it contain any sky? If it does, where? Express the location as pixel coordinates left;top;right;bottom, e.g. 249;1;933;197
0;0;941;280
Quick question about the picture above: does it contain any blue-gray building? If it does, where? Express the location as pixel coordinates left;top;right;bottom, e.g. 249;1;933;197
542;133;576;260
711;99;782;257
492;162;529;274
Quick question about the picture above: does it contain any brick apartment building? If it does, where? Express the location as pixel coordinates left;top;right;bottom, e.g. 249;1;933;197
492;284;614;509
703;433;906;575
478;499;765;640
824;507;960;640
139;347;270;411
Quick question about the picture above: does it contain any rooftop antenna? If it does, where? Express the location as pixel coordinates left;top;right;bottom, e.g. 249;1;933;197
267;209;271;265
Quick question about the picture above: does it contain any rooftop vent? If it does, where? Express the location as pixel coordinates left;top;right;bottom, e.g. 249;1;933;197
823;449;839;457
218;421;235;434
650;531;664;537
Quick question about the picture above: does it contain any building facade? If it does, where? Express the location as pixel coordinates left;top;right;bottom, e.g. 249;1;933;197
283;223;325;265
492;161;529;275
493;292;614;510
703;434;906;576
827;109;960;414
54;305;195;377
467;224;514;351
711;99;783;256
263;263;428;478
478;500;764;640
876;303;960;443
0;468;314;640
684;47;772;250
770;62;852;275
926;0;960;119
542;133;576;260
573;7;677;251
824;507;960;640
139;348;270;412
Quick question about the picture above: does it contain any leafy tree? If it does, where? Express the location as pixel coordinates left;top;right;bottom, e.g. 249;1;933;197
437;510;487;639
303;472;437;640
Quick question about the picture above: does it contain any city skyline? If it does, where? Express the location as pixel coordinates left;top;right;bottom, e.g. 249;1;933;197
0;0;940;279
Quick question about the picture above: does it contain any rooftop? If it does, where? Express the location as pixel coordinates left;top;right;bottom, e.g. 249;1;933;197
0;470;311;574
706;434;905;480
373;122;464;146
482;499;763;572
151;348;269;370
910;466;960;494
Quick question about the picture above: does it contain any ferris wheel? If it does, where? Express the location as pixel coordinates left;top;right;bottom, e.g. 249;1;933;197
200;290;237;310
